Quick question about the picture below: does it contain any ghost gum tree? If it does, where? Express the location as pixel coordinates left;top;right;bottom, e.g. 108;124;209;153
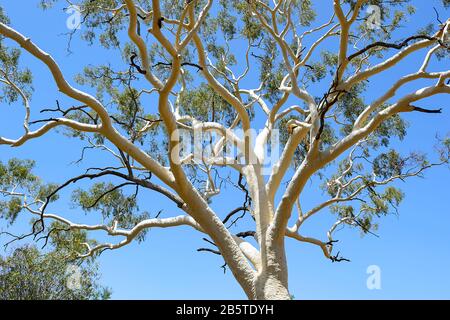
0;0;449;299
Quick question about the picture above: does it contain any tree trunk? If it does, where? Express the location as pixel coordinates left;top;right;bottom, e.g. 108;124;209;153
254;274;291;300
254;239;291;300
233;165;293;300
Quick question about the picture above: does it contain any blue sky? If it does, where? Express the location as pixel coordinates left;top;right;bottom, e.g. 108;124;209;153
0;0;449;299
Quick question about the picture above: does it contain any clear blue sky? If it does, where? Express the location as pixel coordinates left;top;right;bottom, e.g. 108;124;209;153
0;0;449;299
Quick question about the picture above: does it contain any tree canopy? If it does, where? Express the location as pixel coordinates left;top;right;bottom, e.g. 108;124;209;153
0;0;449;299
0;235;111;300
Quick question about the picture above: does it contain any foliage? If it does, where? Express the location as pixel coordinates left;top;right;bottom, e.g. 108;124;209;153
0;243;111;300
0;0;449;299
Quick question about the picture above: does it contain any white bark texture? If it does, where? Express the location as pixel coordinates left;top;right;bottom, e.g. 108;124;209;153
0;1;449;299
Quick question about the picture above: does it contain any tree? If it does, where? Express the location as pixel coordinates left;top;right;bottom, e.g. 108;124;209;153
0;0;449;300
0;241;111;299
